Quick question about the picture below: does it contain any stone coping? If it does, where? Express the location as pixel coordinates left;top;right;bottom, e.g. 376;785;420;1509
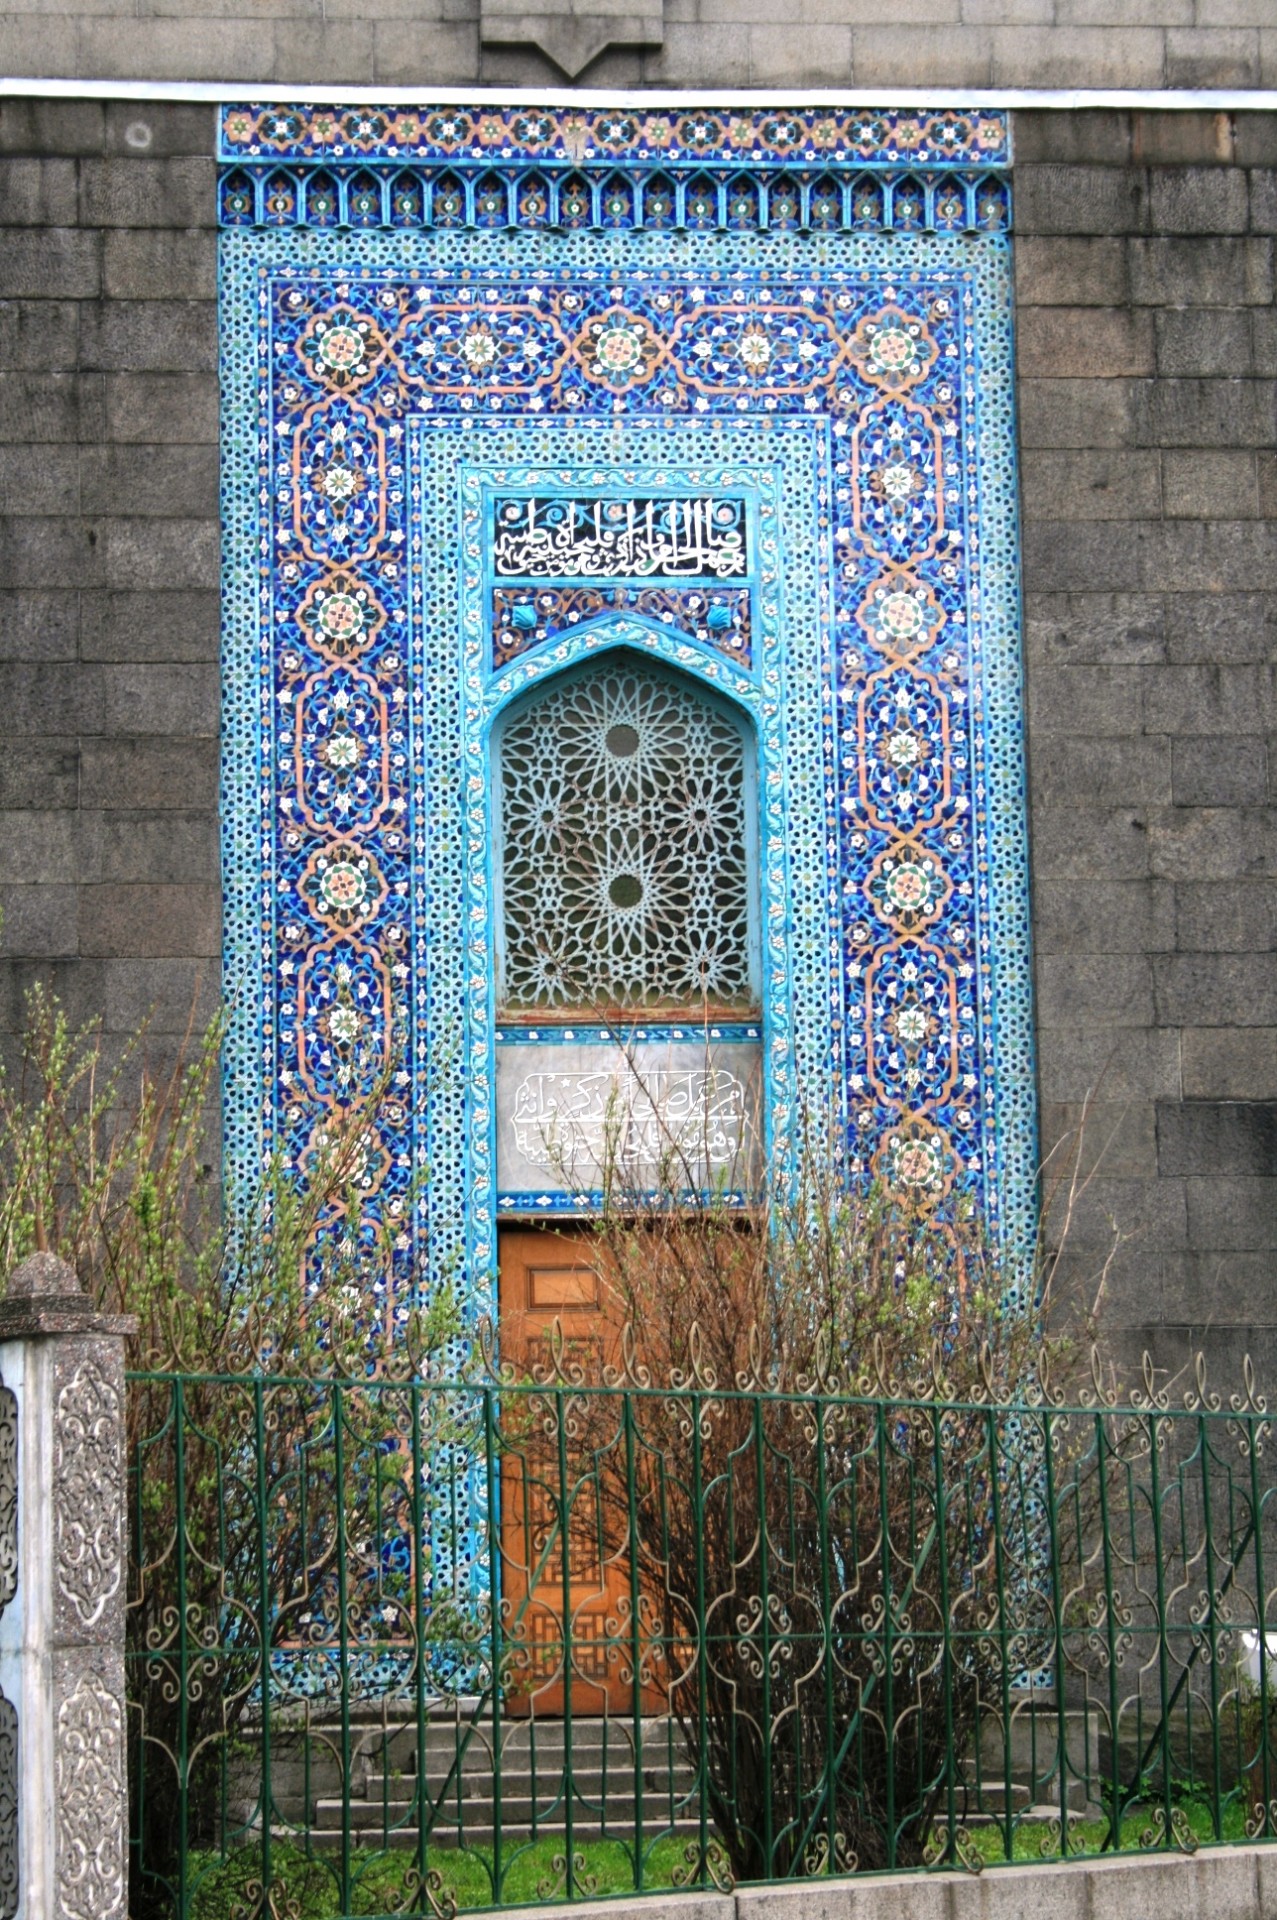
535;1846;1277;1920
0;1252;135;1339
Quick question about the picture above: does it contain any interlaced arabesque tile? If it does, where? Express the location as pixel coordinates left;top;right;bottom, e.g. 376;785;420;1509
218;108;1033;1356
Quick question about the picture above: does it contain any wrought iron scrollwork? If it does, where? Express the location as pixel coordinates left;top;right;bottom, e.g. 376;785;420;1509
124;1344;1277;1913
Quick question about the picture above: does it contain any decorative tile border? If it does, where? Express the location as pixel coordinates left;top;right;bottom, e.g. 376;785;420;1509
218;164;1011;236
218;107;1035;1379
492;583;753;669
220;104;1011;169
216;103;1011;236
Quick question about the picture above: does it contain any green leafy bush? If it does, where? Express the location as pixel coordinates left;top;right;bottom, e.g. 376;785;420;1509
0;979;463;1918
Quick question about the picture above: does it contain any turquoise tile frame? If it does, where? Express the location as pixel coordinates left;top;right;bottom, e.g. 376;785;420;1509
218;109;1035;1362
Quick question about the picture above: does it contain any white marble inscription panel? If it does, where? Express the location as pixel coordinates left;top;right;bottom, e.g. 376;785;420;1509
495;1038;763;1202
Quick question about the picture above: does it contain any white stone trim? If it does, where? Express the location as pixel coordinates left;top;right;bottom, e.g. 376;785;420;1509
0;1324;129;1920
0;77;1275;108
0;1339;54;1920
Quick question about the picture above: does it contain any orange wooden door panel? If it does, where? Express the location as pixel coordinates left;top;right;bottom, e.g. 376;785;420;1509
497;1226;661;1718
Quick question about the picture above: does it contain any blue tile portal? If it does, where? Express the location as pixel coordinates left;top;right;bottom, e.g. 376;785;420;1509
217;106;1035;1360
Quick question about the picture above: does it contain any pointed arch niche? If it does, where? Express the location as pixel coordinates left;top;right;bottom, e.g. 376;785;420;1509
426;436;831;1302
493;647;761;1020
487;637;765;1210
469;596;789;1215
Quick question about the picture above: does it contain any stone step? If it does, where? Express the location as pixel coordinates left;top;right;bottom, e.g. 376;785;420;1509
260;1740;690;1771
290;1745;683;1779
265;1720;675;1751
959;1782;1032;1805
267;1728;676;1765
312;1792;687;1832
362;1764;694;1793
246;1768;691;1813
341;1795;696;1829
286;1817;708;1852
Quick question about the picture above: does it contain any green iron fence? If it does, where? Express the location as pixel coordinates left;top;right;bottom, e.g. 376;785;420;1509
126;1361;1277;1919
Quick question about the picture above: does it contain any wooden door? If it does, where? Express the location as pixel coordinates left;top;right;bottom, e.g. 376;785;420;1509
498;1225;654;1717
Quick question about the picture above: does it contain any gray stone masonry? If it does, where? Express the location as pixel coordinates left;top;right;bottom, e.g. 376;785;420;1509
1014;107;1277;1392
0;101;1274;1394
0;96;221;1109
0;5;1274;87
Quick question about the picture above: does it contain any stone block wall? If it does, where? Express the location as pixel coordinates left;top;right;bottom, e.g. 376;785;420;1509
0;99;1273;1390
0;98;221;1092
1015;108;1277;1385
0;4;1272;89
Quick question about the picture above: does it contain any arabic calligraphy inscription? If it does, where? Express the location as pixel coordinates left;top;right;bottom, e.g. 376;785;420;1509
496;1040;762;1198
492;496;748;580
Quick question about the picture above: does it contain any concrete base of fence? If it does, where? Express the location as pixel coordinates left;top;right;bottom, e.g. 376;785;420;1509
537;1847;1277;1920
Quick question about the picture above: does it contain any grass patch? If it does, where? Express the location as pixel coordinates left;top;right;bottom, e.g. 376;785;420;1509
961;1794;1251;1864
181;1801;1258;1918
187;1834;695;1918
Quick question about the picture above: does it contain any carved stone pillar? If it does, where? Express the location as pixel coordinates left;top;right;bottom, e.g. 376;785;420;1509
0;1254;135;1920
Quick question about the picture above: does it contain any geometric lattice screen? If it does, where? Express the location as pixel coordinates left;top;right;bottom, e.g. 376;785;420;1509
218;104;1035;1336
496;657;757;1015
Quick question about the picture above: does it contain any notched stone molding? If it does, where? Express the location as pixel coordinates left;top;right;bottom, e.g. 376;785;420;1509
480;0;664;79
54;1354;124;1634
56;1667;125;1920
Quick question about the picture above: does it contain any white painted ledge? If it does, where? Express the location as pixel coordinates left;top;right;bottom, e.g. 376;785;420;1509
0;78;1275;108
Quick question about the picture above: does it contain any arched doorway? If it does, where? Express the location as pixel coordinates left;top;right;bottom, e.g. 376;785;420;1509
490;647;763;1714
